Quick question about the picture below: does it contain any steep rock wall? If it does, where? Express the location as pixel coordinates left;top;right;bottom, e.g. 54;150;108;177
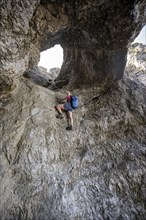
1;74;146;220
0;1;146;220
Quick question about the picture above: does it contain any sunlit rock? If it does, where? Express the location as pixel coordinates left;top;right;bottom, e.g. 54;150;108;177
125;43;146;75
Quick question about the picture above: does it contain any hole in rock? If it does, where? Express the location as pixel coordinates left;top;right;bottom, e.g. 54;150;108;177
133;25;146;44
38;44;63;80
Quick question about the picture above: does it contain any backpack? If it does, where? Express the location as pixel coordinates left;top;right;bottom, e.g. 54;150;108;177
71;95;78;109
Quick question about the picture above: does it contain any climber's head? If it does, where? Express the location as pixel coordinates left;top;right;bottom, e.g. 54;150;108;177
67;91;71;96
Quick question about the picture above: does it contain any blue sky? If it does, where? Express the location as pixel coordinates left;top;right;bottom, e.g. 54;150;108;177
38;25;146;71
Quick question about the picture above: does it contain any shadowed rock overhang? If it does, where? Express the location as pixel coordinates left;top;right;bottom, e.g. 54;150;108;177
0;0;146;89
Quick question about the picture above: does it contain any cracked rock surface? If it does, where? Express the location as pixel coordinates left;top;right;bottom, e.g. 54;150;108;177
0;0;146;219
0;0;146;88
1;74;146;219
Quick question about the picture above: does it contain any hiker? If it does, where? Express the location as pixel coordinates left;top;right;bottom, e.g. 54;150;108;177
55;91;73;130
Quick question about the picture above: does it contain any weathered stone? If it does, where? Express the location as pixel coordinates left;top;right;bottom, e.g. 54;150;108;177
38;66;60;80
23;67;60;87
0;0;146;219
125;43;146;75
55;47;128;89
24;67;52;87
0;0;146;87
0;73;146;220
0;74;14;94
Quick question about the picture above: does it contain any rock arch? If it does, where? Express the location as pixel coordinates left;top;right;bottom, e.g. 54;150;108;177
0;0;146;89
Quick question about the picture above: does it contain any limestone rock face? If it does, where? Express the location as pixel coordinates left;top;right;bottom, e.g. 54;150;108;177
125;43;146;75
0;0;146;88
48;67;60;80
1;74;146;220
1;1;146;220
23;67;60;87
